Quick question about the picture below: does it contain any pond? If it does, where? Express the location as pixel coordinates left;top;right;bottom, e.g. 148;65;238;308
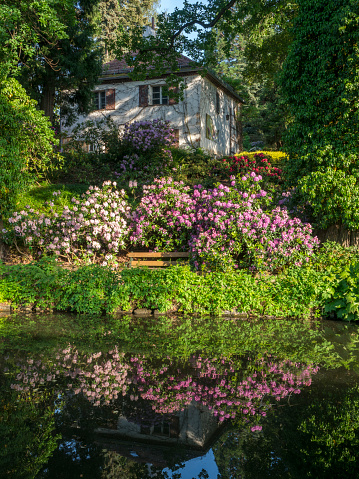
1;313;359;478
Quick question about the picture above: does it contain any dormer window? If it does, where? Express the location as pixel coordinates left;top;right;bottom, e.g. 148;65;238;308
152;86;168;105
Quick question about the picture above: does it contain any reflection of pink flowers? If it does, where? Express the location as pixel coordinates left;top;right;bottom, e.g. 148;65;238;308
9;348;319;434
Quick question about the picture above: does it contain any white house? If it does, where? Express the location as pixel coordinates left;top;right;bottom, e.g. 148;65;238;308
63;51;244;156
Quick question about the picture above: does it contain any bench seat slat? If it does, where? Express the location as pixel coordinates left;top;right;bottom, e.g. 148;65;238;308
130;260;176;267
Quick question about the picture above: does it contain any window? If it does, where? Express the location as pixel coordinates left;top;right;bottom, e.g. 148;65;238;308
216;91;220;114
140;417;179;438
93;89;116;110
152;86;169;105
94;91;106;110
206;114;217;141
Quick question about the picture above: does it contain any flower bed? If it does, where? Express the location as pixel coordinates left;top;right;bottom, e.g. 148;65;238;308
2;173;319;272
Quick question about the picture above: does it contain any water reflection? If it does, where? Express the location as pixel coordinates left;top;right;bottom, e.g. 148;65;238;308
1;314;359;478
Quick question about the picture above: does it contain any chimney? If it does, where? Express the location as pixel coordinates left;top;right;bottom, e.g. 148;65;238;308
143;19;156;38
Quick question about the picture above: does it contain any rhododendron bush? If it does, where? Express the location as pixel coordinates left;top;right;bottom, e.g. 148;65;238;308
3;175;319;271
222;152;282;183
129;177;195;251
130;175;319;271
2;181;129;259
189;175;318;271
114;119;177;181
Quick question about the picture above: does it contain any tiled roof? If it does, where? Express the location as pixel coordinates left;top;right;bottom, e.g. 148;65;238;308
101;53;244;103
102;53;195;76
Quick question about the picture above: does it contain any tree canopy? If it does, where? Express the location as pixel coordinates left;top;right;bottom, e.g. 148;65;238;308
280;0;359;230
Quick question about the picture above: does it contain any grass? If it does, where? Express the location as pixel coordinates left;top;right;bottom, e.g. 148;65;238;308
14;182;89;215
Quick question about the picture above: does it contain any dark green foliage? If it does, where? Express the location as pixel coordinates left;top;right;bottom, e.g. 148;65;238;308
0;387;60;479
210;30;287;150
324;262;359;321
16;0;103;125
92;0;159;62
0;259;334;319
0;79;60;216
280;0;359;229
0;0;71;78
213;385;359;478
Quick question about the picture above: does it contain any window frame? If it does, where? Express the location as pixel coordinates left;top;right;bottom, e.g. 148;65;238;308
93;90;106;110
152;85;169;105
216;91;220;115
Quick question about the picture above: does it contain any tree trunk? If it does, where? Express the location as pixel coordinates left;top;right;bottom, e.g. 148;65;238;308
40;82;56;124
315;223;359;247
0;218;8;261
236;116;243;152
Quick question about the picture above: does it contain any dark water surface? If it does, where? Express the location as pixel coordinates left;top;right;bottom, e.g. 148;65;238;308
1;313;359;478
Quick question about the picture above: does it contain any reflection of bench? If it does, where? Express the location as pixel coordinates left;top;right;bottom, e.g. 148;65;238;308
126;252;189;268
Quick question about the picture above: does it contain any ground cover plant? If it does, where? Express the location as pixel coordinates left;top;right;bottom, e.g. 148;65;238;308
0;257;336;318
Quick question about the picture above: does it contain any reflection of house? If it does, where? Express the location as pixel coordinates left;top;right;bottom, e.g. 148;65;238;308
96;400;220;448
63;42;244;156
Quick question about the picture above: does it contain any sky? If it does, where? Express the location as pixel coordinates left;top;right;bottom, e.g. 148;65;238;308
159;0;209;15
159;0;189;14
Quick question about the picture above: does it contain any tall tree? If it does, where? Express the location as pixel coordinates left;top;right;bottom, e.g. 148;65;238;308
117;0;296;81
15;0;102;125
208;28;287;149
279;0;359;236
0;0;72;78
114;0;297;127
92;0;159;62
0;1;72;227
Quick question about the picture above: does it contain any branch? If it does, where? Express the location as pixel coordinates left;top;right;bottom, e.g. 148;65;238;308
138;0;238;54
170;0;237;45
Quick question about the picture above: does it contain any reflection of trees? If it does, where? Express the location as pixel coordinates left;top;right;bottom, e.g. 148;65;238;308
3;345;322;478
101;452;152;479
213;384;359;478
0;381;60;479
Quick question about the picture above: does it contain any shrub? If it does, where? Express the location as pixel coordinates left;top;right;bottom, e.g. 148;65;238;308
238;150;288;164
122;119;175;153
323;262;359;322
0;260;331;319
279;0;359;229
113;119;177;184
0;78;61;216
129;177;195;251
129;174;319;272
2;181;129;260
189;175;319;272
221;152;283;183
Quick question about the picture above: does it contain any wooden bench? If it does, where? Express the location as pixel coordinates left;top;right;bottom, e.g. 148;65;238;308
126;252;189;268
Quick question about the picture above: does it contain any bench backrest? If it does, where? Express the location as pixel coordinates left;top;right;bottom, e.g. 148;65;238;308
126;252;189;268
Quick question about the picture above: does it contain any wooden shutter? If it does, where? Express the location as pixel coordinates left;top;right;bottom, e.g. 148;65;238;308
105;89;115;110
169;86;179;105
139;85;149;107
172;128;180;146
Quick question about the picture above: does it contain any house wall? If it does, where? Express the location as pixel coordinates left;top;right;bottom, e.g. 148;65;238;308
62;75;203;150
200;77;240;156
109;401;218;448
